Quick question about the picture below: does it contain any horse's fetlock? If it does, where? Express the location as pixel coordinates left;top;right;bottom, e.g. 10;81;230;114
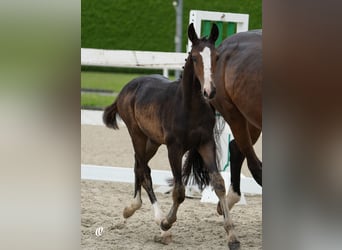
160;219;172;231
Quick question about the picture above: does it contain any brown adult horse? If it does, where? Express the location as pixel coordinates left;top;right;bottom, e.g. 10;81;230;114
209;30;262;215
103;24;240;249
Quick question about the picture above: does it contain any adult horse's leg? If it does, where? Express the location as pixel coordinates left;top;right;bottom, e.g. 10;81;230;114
229;124;261;204
160;144;185;231
217;124;262;215
223;105;262;186
217;124;262;214
198;141;240;250
212;98;262;186
216;137;245;215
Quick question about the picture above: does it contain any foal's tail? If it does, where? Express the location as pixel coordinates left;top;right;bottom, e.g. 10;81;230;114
182;149;210;191
103;100;119;129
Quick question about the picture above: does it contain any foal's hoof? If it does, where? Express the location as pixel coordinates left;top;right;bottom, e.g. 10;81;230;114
154;230;172;245
228;241;241;250
217;201;223;215
123;207;134;219
160;219;172;231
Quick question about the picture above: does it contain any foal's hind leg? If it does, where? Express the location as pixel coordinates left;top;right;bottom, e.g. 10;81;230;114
198;141;240;250
123;134;160;219
143;139;165;225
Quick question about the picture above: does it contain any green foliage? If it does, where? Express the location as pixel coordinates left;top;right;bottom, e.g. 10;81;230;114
81;93;115;109
81;71;175;109
82;0;262;52
81;71;144;91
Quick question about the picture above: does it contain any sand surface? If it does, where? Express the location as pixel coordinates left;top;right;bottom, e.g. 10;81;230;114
81;124;262;249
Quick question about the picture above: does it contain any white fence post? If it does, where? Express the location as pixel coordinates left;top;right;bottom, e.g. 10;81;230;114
162;68;169;78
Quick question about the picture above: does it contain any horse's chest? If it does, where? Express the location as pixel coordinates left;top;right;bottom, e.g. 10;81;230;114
188;128;205;143
192;122;212;136
176;122;213;147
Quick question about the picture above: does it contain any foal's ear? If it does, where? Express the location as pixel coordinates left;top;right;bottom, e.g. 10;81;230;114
188;23;199;44
209;23;219;43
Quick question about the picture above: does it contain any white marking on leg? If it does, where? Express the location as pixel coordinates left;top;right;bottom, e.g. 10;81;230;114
132;190;142;209
123;190;142;218
227;185;241;210
199;47;212;95
152;202;164;225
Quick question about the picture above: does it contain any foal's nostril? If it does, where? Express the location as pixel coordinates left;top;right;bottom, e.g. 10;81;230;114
209;88;216;99
204;90;209;98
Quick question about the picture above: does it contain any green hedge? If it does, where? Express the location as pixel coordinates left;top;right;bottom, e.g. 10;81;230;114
81;0;262;52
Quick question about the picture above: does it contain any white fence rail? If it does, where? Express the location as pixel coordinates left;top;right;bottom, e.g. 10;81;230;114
81;48;187;78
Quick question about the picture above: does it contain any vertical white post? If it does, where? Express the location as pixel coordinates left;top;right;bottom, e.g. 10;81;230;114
163;68;169;78
236;15;249;33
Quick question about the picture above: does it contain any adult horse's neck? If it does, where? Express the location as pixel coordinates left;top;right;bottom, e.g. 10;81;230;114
179;54;202;108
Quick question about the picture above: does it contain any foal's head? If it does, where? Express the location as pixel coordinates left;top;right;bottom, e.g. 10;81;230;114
188;23;219;99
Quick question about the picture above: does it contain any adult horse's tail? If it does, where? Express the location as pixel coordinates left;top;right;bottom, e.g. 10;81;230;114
182;149;210;191
103;101;119;129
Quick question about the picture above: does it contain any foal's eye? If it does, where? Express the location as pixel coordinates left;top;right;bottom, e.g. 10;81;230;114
192;56;197;63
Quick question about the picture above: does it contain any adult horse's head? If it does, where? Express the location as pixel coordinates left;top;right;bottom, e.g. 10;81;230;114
188;23;219;99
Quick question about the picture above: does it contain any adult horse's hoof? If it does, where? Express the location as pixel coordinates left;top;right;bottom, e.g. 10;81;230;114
228;241;241;250
160;219;172;231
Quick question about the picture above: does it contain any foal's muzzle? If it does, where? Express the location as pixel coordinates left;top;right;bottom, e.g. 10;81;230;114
204;87;216;99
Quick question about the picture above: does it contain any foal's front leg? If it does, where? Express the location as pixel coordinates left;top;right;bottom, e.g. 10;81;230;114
160;145;185;231
198;141;240;250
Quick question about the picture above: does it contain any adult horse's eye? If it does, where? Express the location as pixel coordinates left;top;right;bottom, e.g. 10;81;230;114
192;56;197;63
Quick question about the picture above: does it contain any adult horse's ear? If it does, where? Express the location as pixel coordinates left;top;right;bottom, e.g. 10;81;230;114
209;23;219;43
188;23;199;44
